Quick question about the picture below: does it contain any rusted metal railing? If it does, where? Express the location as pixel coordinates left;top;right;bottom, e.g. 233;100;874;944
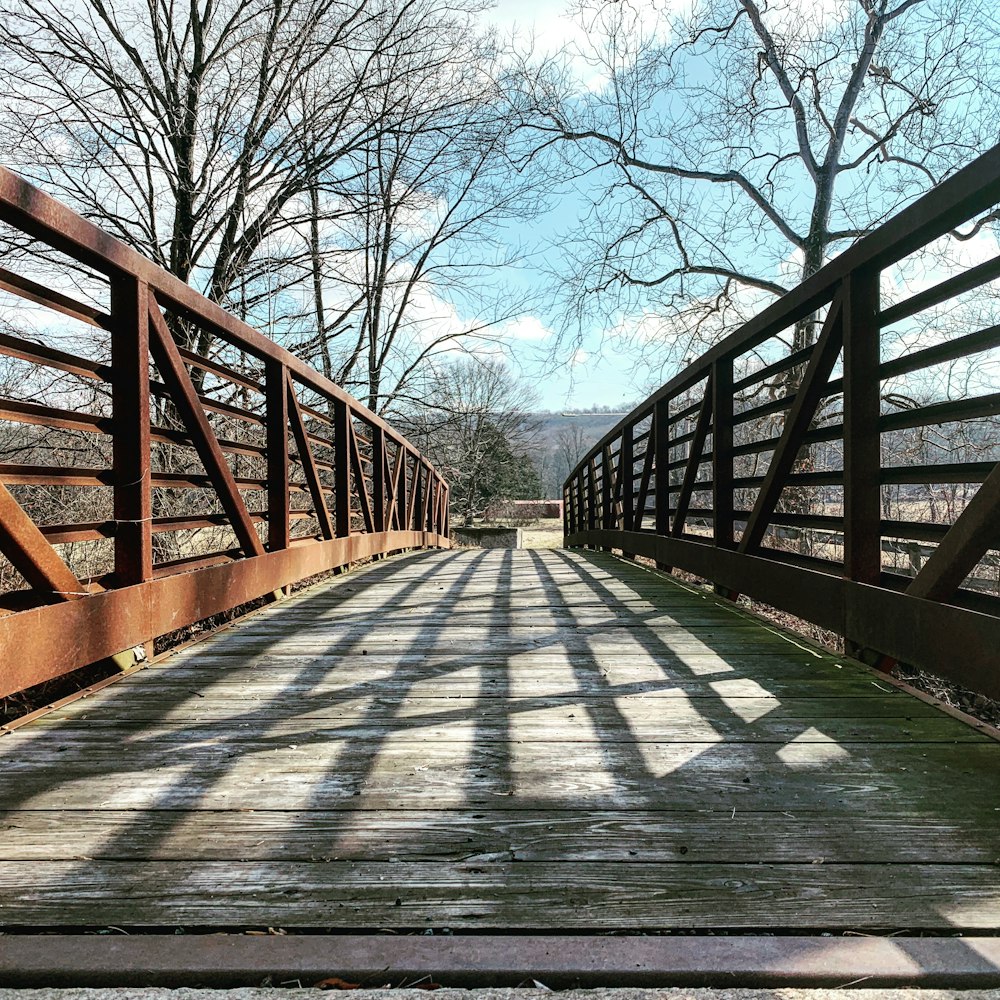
564;144;1000;699
0;168;450;698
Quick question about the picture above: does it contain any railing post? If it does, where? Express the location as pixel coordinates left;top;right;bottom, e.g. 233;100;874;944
396;449;409;532
654;397;670;569
843;269;882;651
333;399;351;538
110;275;153;593
586;458;597;545
372;425;386;534
712;358;734;550
574;472;584;548
622;423;635;558
601;445;613;535
712;357;735;596
413;458;424;535
265;359;290;552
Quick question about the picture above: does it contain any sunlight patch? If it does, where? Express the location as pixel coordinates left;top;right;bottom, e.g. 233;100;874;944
512;738;619;802
615;692;721;743
937;892;1000;928
509;649;579;699
710;678;779;722
511;704;595;743
636;740;719;779
405;664;481;700
598;654;671;686
776;727;850;768
375;721;476;807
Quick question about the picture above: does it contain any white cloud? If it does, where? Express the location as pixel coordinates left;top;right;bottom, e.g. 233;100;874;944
502;314;553;342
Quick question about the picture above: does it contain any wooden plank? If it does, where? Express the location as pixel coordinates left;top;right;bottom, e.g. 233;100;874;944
0;740;995;812
0;808;995;863
22;713;984;743
0;860;999;929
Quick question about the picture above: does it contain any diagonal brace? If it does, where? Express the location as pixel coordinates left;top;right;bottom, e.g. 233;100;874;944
148;299;264;557
739;294;844;554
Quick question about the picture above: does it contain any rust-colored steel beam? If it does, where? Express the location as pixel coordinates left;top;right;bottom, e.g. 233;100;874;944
350;421;375;534
0;168;450;700
563;140;1000;486
266;360;291;552
739;295;843;554
405;452;420;530
907;458;1000;603
0;166;433;460
0;330;109;381
372;425;386;532
0;263;111;330
671;379;713;537
0;529;450;698
634;418;655;532
147;298;264;558
285;372;334;540
111;275;153;588
0;483;85;599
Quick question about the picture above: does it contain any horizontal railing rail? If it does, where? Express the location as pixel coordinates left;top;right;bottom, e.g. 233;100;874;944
0;167;449;699
564;144;1000;700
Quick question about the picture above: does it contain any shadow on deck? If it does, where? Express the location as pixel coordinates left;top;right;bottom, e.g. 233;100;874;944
0;547;998;937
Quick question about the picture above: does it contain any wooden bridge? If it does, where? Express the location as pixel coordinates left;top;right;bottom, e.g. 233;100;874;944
1;149;1000;985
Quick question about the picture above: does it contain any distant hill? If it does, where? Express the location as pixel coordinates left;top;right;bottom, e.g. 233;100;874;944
527;407;636;498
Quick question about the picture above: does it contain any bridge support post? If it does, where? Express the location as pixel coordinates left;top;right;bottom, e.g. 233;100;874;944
843;268;883;658
265;360;291;554
333;399;351;539
110;275;153;658
372;426;386;535
622;423;635;559
712;357;734;596
654;397;670;570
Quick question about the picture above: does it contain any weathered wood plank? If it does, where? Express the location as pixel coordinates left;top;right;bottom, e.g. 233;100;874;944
2;808;996;863
43;693;946;727
0;740;995;812
0;547;994;933
23;710;981;743
1;860;999;929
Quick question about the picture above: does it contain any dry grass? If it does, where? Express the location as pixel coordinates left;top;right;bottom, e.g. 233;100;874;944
521;517;564;549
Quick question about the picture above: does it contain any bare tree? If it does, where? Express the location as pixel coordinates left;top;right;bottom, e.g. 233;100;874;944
284;6;541;415
511;0;1000;363
0;0;449;350
396;358;541;525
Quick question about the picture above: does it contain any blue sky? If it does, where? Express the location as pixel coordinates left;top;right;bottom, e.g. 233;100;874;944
479;0;655;412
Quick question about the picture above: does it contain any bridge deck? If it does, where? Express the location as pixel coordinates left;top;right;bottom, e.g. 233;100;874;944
0;548;998;933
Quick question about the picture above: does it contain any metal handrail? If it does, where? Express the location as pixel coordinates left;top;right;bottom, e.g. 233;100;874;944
0;167;450;698
563;144;1000;699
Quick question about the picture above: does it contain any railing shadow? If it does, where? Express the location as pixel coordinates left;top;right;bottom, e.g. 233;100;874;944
0;547;998;931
